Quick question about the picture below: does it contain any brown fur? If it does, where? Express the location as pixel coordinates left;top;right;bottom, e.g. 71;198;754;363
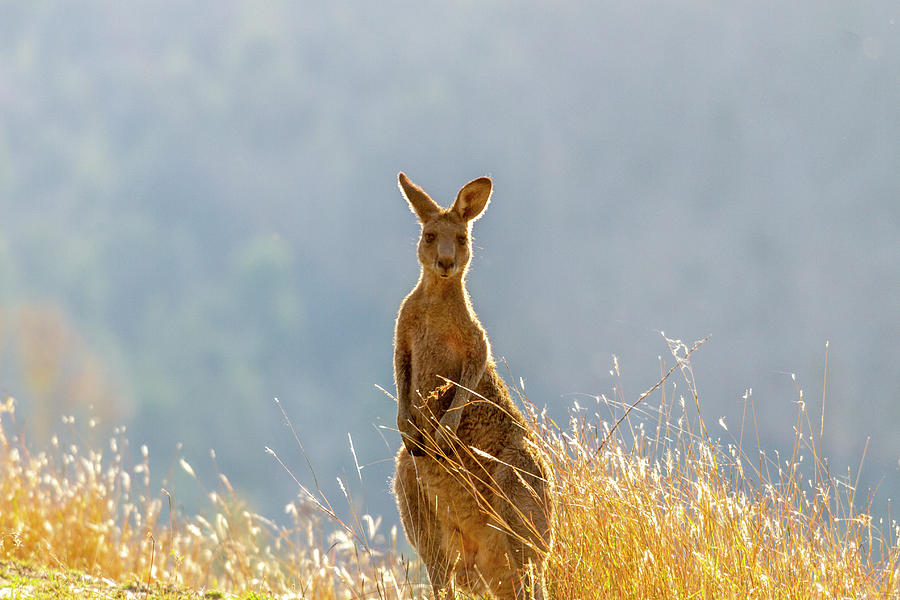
392;173;554;599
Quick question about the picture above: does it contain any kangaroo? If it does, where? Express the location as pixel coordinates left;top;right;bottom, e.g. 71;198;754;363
392;173;553;600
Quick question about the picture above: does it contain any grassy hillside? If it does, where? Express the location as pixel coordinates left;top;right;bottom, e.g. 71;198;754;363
1;338;898;599
0;559;263;599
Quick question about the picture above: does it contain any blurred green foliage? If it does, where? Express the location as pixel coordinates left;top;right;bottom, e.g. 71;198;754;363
1;1;898;521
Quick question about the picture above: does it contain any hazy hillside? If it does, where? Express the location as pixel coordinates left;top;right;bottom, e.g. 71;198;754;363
1;0;898;522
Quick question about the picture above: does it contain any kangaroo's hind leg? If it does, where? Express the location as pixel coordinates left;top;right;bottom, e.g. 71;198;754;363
393;448;456;599
489;448;553;600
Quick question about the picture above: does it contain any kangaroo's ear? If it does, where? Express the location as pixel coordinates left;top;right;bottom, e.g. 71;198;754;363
451;177;492;222
398;173;441;223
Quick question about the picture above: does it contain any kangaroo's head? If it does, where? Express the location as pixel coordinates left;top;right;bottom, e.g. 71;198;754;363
398;173;492;280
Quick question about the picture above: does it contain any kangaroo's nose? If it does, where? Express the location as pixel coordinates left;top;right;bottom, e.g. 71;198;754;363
437;258;455;271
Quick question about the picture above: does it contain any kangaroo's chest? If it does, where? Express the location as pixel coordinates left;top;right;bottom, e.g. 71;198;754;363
409;312;472;391
415;323;466;356
412;317;466;363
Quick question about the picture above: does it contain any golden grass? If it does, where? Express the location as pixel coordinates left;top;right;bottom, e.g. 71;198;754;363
536;337;900;599
0;396;416;599
1;336;898;599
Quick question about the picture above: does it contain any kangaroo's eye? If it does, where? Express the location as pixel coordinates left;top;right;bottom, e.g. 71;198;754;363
423;233;436;243
457;236;467;246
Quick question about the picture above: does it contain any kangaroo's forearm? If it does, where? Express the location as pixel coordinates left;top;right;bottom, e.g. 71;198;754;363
395;350;413;428
445;350;487;417
396;373;411;412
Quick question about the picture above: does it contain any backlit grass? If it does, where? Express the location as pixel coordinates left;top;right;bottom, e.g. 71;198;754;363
0;396;416;599
1;337;898;598
536;337;900;599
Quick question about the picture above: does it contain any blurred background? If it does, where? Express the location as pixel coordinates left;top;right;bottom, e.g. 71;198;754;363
1;1;898;525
